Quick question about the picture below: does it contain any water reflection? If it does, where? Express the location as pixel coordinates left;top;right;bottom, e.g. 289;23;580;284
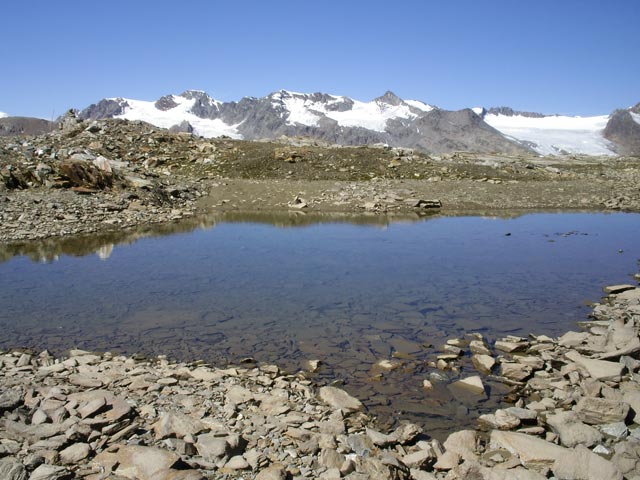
1;208;562;264
1;212;639;438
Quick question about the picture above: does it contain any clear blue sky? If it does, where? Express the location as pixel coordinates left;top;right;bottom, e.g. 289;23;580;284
1;0;638;118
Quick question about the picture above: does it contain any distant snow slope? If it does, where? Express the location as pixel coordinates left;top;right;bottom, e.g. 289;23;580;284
0;111;8;118
484;113;616;156
270;91;434;132
631;112;640;125
114;95;242;138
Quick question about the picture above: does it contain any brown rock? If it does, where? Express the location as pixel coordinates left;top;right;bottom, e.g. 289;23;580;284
255;464;287;480
59;442;91;464
153;411;206;440
575;397;630;425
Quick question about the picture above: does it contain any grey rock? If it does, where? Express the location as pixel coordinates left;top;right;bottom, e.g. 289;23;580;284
603;284;637;294
504;407;538;421
224;455;249;470
195;434;229;461
494;340;528;353
472;354;496;374
347;434;374;456
545;411;602;447
600;422;629;440
442;430;477;461
553;444;623;480
500;362;532;382
401;449;433;468
623;390;640;423
28;464;71;480
112;445;181;480
153;411;206;440
479;409;521;430
451;375;485;395
0;388;22;411
77;397;106;419
490;430;567;468
67;374;102;388
390;422;423;444
195;433;243;462
433;450;461;470
31;409;48;425
2;418;74;442
469;340;491;356
409;469;437;480
565;351;624;381
0;458;27;480
319;448;346;469
58;442;90;464
558;331;589;347
366;427;394;446
255;464;287;480
318;386;364;413
611;438;640;476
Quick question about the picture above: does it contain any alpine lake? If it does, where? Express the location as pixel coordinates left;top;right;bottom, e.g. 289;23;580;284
1;210;639;439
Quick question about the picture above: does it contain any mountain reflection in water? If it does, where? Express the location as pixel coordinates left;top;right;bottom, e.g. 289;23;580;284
1;211;639;438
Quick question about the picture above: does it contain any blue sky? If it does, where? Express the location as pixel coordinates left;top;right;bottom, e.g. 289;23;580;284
1;0;638;118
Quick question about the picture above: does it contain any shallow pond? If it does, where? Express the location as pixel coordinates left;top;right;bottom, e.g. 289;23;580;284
1;211;639;438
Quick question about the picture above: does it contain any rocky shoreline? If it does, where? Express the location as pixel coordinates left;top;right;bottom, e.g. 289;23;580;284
2;278;640;479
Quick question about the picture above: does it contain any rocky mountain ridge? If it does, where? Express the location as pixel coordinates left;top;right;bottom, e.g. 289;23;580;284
2;92;639;156
77;90;532;156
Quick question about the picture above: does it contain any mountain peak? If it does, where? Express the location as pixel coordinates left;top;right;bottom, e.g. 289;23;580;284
374;91;403;106
180;90;213;101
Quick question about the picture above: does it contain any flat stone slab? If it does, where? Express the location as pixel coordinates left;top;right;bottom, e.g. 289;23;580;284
490;430;567;467
318;386;364;413
603;284;636;294
451;376;485;395
545;411;601;447
565;350;624;381
575;397;630;425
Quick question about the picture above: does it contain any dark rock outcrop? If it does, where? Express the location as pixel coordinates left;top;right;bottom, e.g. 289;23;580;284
78;98;128;120
485;107;546;118
603;109;640;156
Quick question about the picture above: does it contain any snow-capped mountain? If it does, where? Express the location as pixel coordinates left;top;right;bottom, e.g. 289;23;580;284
79;90;529;155
480;109;615;156
79;90;638;156
0;112;8;119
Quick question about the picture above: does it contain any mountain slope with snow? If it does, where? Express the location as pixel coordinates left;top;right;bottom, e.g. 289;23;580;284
483;113;616;156
78;90;638;156
115;95;242;139
0;112;8;119
80;90;530;155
